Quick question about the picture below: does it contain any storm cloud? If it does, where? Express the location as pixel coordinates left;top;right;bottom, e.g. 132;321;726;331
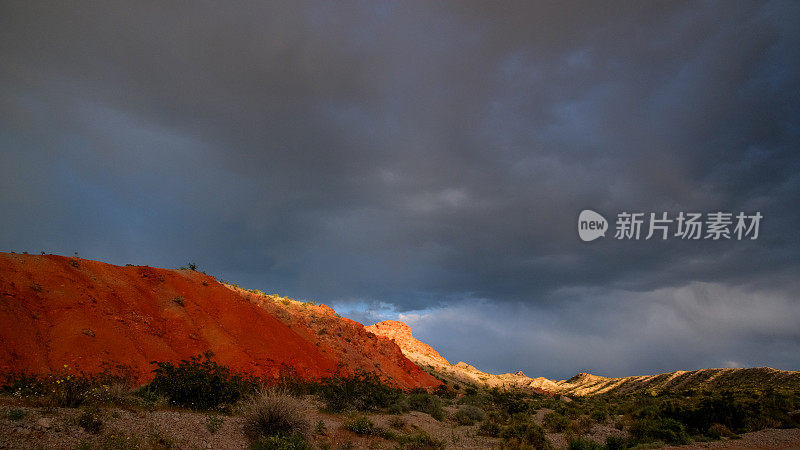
2;1;799;377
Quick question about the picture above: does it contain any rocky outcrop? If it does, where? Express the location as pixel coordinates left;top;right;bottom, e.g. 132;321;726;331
366;319;554;391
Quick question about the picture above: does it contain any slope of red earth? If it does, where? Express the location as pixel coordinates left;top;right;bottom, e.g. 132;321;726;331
0;253;440;390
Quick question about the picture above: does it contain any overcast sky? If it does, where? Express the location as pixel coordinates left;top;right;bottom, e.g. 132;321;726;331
2;1;799;379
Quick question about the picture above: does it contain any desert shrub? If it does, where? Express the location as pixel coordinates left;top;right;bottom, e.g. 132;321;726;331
1;372;47;397
342;415;376;435
458;390;492;408
490;389;529;415
172;296;185;306
78;406;104;433
657;391;796;434
478;419;501;437
317;372;402;412
148;351;255;411
590;408;608;423
51;372;98;407
567;437;604;450
629;417;690;445
96;382;135;406
389;416;407;429
394;431;446;449
1;363;137;408
386;399;409;415
101;433;140;449
407;391;444;420
543;411;570;432
251;434;309;450
239;389;310;442
477;410;507;437
207;415;224;434
452;405;485;425
604;435;628;450
132;386;170;409
434;384;456;399
707;423;736;439
147;429;175;449
7;408;25;420
499;414;552;449
575;415;596;435
275;368;315;396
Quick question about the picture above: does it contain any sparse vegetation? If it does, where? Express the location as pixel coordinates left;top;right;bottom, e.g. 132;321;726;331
78;406;104;433
2;351;799;449
7;408;25;420
499;414;552;449
342;415;376;435
407;390;444;420
240;389;309;445
543;410;570;432
147;351;255;411
394;431;445;449
207;414;224;434
316;372;402;413
452;404;485;425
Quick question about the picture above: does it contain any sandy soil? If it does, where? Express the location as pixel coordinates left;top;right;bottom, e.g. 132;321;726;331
1;399;798;449
665;428;800;450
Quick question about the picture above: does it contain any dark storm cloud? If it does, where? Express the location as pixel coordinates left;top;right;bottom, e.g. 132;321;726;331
2;1;799;375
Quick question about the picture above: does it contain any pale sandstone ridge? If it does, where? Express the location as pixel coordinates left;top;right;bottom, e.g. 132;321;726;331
366;320;559;391
365;320;450;367
366;320;800;396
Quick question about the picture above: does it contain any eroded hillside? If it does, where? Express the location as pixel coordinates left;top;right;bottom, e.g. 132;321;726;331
0;253;439;390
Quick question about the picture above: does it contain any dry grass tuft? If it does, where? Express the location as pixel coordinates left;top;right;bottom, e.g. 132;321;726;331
239;389;310;441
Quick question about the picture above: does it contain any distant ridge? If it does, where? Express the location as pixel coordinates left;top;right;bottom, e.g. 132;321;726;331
366;319;800;396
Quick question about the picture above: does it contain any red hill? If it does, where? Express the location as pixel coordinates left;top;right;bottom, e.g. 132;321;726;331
0;253;439;390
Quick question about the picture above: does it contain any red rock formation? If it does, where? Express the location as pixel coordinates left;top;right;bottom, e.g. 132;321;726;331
365;320;449;366
0;253;440;390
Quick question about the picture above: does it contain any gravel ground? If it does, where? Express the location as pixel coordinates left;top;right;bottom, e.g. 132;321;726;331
1;400;797;449
664;428;800;450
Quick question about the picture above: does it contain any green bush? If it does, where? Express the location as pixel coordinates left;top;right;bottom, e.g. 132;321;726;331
567;437;604;450
250;434;309;450
543;411;570;432
7;408;25;421
407;391;444;420
490;389;529;415
342;415;376;435
499;414;552;449
477;419;501;437
148;351;255;411
604;436;628;450
452;405;485;425
1;363;137;408
317;372;402;412
629;417;690;445
394;431;446;449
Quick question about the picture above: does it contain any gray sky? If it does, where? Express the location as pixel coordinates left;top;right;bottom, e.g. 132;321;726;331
2;1;799;378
